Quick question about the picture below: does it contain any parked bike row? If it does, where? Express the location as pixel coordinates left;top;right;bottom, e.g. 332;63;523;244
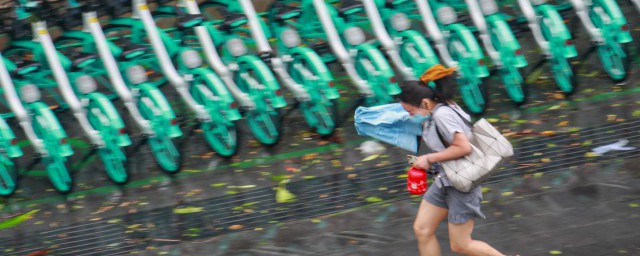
0;0;636;195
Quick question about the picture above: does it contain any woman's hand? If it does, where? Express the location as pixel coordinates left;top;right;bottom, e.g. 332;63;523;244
412;154;432;170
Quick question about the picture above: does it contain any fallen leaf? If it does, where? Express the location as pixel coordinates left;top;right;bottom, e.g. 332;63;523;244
173;207;204;214
549;250;562;254
557;121;569;127
629;203;639;208
501;191;514;197
276;180;296;203
540;158;551;163
607;114;617;122
540;131;556;136
362;154;380;161
228;225;244;230
0;210;39;230
27;250;50;256
365;197;383;203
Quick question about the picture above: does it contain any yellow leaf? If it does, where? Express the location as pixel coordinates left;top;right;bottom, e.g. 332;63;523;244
0;210;39;230
501;191;514;197
549;250;562;254
173;207;204;214
629;203;639;208
486;118;499;123
533;172;544;178
481;187;491;193
557;121;569;127
540;158;551;163
362;154;380;161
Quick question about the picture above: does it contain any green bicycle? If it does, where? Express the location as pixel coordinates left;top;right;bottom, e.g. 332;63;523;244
518;0;578;95
569;0;632;83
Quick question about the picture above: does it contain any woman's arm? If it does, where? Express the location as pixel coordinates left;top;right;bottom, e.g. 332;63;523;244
413;132;471;169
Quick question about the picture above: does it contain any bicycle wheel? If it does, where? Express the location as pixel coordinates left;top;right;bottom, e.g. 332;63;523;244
590;5;631;83
498;65;527;106
0;154;18;196
597;43;630;83
550;54;577;96
87;105;129;184
300;100;336;136
245;108;281;146
32;115;73;193
45;155;73;194
138;96;182;173
201;121;239;158
288;57;337;136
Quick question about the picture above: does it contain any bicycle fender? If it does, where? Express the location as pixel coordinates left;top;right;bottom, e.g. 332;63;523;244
190;68;242;121
235;55;287;108
355;43;400;95
0;118;23;158
485;15;527;68
11;41;72;70
399;29;440;67
138;83;182;138
86;92;132;147
447;23;486;61
599;0;632;43
29;102;73;157
538;5;577;58
288;47;340;100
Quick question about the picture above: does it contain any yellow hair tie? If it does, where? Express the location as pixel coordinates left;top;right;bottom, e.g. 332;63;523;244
419;64;458;84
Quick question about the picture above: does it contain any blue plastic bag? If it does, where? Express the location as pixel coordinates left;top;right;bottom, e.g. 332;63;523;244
354;103;427;153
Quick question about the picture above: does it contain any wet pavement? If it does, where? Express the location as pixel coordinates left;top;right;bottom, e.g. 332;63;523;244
2;1;640;255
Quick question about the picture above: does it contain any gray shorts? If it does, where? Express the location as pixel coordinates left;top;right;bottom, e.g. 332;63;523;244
423;179;486;224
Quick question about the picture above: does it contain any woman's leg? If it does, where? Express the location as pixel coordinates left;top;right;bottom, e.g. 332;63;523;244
414;199;448;256
448;220;504;256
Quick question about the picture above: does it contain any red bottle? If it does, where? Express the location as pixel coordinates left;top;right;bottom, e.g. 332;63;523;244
407;166;428;195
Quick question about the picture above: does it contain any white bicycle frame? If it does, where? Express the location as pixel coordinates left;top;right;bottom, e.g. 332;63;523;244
465;0;502;66
0;55;45;154
238;0;310;101
312;0;373;96
133;0;210;121
414;0;457;67
362;0;415;80
517;0;551;55
82;11;153;134
33;21;104;146
568;0;604;43
181;0;255;109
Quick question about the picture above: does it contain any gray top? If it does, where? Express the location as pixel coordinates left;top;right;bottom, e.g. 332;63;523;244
421;103;473;188
422;103;472;152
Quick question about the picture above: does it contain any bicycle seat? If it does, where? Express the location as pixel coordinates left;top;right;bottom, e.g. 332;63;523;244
178;13;203;29
339;0;364;17
70;52;98;70
120;43;147;60
12;60;40;77
275;5;301;21
220;12;247;31
385;0;408;8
